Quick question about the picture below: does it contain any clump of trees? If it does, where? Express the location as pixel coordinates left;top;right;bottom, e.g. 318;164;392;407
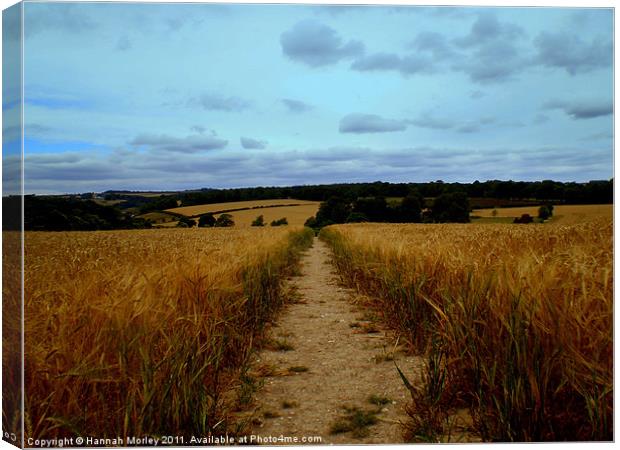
176;216;197;228
270;218;288;226
305;189;470;229
214;213;235;227
198;214;216;227
23;196;152;231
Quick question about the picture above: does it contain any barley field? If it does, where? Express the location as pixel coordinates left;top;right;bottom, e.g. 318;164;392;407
24;227;313;440
166;199;319;217
321;220;612;441
472;204;612;223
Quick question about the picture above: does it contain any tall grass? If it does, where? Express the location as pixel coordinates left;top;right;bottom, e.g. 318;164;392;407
321;221;612;441
24;227;313;440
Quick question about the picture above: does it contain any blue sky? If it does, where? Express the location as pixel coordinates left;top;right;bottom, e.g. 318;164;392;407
6;3;615;193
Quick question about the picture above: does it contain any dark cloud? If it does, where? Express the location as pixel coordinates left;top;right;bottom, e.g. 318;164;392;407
240;137;267;149
411;31;454;59
280;20;364;67
452;40;524;83
189;93;251;112
282;98;313;113
543;99;613;119
130;133;228;153
22;143;613;194
454;13;525;48
116;35;132;51
534;32;612;75
351;52;434;76
339;113;406;133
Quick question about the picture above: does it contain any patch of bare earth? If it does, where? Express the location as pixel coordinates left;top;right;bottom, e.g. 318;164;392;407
242;238;423;445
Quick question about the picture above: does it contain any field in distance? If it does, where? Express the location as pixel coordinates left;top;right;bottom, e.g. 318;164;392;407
165;198;320;217
472;204;612;224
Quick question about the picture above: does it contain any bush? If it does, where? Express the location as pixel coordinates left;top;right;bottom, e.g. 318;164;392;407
538;204;554;220
514;213;534;224
251;215;265;227
198;214;216;227
270;218;288;226
177;216;197;228
215;214;235;227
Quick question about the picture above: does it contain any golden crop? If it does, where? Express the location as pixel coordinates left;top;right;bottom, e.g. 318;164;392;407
24;227;313;440
322;220;612;441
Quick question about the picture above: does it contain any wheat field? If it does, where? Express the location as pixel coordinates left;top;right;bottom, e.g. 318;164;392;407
24;227;313;440
321;220;612;441
472;204;612;223
165;199;319;217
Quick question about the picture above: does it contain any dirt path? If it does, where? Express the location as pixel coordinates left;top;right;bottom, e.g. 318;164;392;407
245;237;422;445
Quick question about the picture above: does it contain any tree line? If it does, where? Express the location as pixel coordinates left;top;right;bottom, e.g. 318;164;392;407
103;178;612;209
305;190;470;229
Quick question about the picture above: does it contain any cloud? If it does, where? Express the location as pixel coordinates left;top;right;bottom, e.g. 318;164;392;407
470;90;485;99
130;133;228;153
280;20;364;67
190;125;207;134
282;98;313;113
534;32;612;75
454;13;525;48
116;35;132;51
411;31;454;59
339;113;407;133
408;113;454;130
452;40;524;83
240;137;267;149
351;52;434;76
189;93;251;112
543;99;613;119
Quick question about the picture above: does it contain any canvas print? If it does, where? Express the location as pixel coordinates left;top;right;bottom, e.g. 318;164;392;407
2;1;613;447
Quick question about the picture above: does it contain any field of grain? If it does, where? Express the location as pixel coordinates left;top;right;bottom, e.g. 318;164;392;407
321;221;612;441
24;227;313;440
472;204;612;223
214;204;319;227
166;199;320;217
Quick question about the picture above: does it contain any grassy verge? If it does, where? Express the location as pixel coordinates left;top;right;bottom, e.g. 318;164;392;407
24;227;313;440
321;222;612;442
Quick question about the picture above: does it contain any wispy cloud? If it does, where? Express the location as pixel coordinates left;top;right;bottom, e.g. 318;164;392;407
130;133;228;153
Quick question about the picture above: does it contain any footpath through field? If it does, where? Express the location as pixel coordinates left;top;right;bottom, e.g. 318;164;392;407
246;237;421;444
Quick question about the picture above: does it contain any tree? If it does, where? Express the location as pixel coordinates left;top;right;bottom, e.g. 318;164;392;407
315;196;352;226
352;196;388;222
430;191;470;223
270;217;288;226
214;213;235;227
538;205;551;220
251;215;265;226
399;191;423;223
198;213;216;227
